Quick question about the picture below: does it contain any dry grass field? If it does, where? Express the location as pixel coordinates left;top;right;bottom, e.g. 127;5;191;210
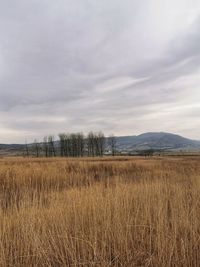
0;156;199;267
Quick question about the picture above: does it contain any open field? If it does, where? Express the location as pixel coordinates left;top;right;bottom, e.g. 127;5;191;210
0;156;200;267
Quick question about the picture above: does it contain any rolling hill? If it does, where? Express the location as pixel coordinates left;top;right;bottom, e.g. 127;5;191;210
116;132;200;152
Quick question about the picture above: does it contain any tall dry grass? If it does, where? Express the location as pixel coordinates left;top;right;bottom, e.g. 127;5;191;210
0;156;199;266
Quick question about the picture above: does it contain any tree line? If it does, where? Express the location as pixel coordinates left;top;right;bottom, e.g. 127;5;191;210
25;132;117;157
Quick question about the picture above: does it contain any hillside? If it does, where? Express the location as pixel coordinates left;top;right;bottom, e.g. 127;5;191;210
116;132;200;152
0;144;25;156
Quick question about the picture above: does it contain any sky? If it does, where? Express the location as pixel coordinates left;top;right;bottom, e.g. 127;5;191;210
0;0;200;143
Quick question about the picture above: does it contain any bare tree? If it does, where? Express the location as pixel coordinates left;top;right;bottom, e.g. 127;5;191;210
94;134;100;156
25;140;29;157
64;134;71;157
34;139;40;157
87;132;95;157
108;134;117;156
77;133;85;157
48;135;56;157
58;133;65;157
98;131;105;157
43;136;48;157
86;132;105;157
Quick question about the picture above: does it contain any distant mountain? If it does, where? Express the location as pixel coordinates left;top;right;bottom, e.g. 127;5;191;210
115;132;200;152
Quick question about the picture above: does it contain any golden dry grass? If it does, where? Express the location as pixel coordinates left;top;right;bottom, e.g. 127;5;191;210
0;156;200;266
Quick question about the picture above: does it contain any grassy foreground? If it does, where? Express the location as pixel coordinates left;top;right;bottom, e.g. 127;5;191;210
0;156;199;267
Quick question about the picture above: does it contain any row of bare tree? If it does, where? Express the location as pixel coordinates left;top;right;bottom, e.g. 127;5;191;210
58;133;85;157
25;132;117;157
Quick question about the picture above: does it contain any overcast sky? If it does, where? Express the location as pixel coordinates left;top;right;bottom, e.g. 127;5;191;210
0;0;200;143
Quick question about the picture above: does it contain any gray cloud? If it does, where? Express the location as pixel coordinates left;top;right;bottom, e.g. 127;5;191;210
0;0;200;143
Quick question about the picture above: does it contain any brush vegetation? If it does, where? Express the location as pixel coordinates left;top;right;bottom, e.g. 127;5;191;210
0;156;199;266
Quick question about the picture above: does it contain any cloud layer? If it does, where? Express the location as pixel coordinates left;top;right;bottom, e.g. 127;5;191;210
0;0;200;143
